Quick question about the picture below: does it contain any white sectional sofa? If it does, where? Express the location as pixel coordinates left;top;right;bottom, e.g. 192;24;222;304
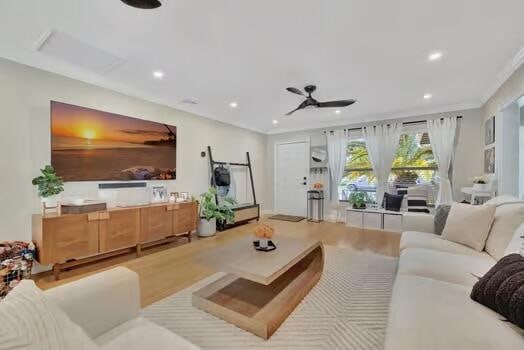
44;267;199;350
384;201;524;350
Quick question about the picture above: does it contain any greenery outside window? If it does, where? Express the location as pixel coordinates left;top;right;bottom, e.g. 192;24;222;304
338;132;439;205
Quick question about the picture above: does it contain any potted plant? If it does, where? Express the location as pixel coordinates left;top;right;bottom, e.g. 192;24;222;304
32;165;64;212
349;191;368;209
472;176;489;191
198;187;236;237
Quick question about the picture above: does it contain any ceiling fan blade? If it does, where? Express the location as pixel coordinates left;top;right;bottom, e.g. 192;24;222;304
285;100;309;115
317;99;356;108
121;0;162;9
286;87;305;96
285;107;302;116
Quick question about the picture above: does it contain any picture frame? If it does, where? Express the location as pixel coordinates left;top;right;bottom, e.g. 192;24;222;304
484;147;495;174
151;185;168;203
485;116;495;145
180;192;190;201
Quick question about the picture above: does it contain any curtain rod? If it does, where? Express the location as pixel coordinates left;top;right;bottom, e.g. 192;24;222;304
322;116;463;134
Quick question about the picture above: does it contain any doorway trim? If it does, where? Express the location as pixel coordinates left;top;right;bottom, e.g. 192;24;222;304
273;138;311;214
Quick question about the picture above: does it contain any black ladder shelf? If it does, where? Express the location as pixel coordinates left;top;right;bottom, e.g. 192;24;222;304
207;146;260;231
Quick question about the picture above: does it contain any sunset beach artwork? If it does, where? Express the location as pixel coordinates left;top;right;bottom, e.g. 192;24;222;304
51;101;177;181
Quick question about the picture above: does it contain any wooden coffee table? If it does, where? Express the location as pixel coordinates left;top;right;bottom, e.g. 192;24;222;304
192;236;324;339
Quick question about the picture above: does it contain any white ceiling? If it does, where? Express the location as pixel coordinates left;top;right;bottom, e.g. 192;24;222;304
1;0;523;134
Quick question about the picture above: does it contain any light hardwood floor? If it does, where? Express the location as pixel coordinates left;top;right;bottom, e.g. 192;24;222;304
34;218;400;307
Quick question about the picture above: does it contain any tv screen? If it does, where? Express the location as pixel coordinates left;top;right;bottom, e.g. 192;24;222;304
51;101;176;182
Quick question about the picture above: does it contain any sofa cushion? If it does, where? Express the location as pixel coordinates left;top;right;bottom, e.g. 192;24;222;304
95;317;199;350
0;280;99;350
442;203;496;251
504;223;524;256
398;248;495;286
485;202;524;260
384;275;524;350
400;231;488;257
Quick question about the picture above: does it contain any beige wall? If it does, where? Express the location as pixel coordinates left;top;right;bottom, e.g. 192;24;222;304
266;108;484;214
0;58;267;242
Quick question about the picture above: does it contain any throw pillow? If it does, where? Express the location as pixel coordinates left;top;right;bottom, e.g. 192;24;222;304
441;203;496;251
383;192;403;212
434;204;451;235
0;280;98;350
471;254;524;329
484;203;524;260
407;186;430;213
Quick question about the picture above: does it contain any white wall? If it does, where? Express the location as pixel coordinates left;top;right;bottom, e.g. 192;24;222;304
266;108;484;213
0;58;267;242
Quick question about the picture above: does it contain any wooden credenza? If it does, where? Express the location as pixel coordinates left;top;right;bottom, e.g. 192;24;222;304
32;202;198;280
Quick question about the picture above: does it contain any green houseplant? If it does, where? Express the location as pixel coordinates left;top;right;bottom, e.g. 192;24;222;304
32;166;64;209
198;187;236;237
349;191;368;209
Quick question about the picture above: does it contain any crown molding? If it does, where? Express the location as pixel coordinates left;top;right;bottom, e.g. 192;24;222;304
266;101;481;135
480;46;524;105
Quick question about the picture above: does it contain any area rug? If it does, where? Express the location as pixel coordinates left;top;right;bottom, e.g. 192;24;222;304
142;246;398;350
268;214;305;222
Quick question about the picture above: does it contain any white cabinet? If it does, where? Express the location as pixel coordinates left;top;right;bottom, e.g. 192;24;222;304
363;212;382;229
346;211;363;228
346;208;403;232
383;214;403;232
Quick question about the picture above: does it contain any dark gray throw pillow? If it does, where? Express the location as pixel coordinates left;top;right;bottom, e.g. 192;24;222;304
383;192;403;212
434;204;451;235
470;254;524;329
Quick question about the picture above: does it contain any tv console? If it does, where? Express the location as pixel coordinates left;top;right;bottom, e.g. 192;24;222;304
32;201;198;280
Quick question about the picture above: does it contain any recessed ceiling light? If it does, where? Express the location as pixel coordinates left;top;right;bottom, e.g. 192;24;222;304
428;51;443;61
152;70;164;79
272;119;278;125
423;94;432;100
335;109;341;115
229;102;238;108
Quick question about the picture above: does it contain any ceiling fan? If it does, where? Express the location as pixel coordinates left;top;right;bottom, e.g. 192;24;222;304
285;85;356;116
121;0;162;9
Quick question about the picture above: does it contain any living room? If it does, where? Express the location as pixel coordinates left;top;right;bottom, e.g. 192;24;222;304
0;1;523;349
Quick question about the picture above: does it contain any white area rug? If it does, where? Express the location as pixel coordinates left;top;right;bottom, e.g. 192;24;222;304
142;246;398;349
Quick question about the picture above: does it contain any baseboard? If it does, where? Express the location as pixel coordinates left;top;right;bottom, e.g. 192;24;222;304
261;209;275;216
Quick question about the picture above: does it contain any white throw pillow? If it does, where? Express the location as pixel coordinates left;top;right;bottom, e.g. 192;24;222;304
504;222;524;257
0;280;98;350
442;203;496;251
484;202;524;260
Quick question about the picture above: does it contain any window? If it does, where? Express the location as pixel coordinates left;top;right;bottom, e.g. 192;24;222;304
338;132;439;205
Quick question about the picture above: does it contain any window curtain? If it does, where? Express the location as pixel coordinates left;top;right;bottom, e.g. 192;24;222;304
363;123;402;207
327;130;347;221
427;116;457;206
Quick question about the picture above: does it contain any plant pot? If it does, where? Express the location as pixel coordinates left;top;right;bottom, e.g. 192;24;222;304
41;195;61;214
198;218;217;237
352;203;366;209
473;183;489;191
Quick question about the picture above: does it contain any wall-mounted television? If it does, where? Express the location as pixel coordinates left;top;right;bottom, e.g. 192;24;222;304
51;101;177;182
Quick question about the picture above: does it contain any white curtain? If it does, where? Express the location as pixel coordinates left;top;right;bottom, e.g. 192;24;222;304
427;116;457;206
327;130;347;221
363;123;402;207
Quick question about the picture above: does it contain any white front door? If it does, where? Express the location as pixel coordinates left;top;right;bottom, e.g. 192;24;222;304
275;141;309;216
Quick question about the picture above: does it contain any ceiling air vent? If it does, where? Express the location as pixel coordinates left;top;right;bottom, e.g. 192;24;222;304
36;30;125;74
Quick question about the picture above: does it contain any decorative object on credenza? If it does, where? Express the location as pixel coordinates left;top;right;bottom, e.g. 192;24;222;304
31;165;64;215
169;192;179;203
180;192;190;201
254;223;275;250
485;116;495;145
484;147;495;174
60;200;107;214
0;241;35;299
198;188;236;237
349;191;368;209
151;185;168;203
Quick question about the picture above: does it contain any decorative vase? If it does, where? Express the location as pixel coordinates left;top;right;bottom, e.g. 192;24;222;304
473;183;489;191
259;238;269;249
198;218;216;237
